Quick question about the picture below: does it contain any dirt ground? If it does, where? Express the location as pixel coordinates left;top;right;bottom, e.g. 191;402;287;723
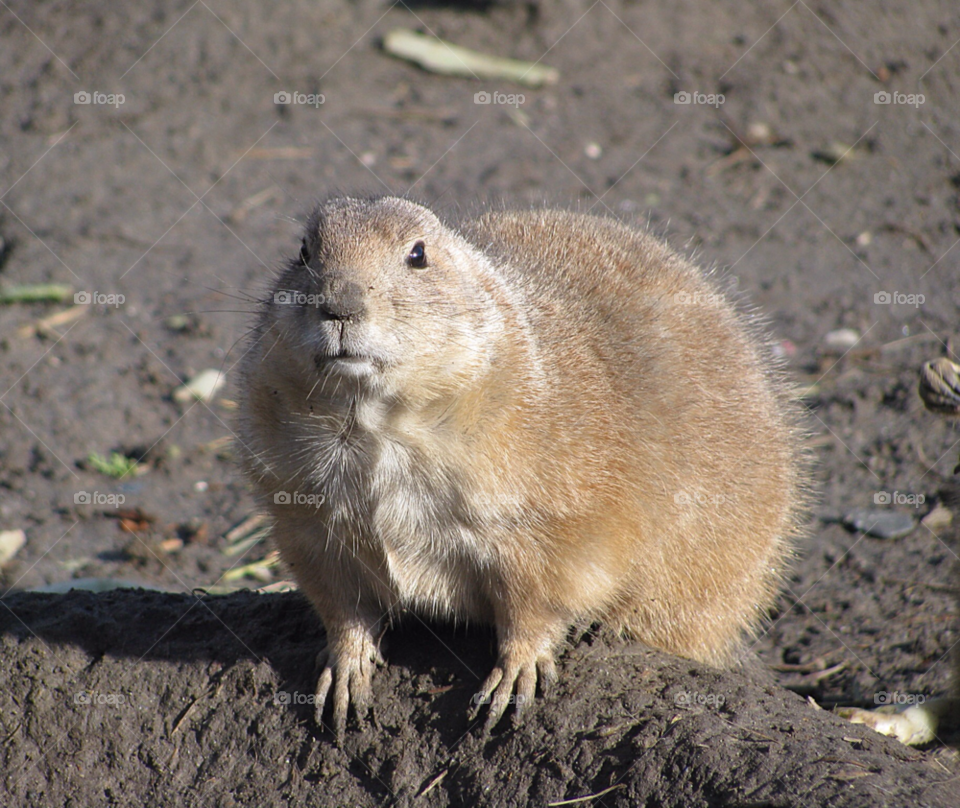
1;0;959;805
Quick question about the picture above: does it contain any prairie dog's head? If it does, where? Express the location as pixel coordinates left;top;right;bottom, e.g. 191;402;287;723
261;196;503;399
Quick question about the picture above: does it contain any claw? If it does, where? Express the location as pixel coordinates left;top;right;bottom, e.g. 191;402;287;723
314;665;334;728
314;645;330;673
538;656;559;688
311;626;383;737
470;649;558;730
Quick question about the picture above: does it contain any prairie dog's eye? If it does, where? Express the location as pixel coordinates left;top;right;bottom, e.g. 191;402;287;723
299;240;310;266
407;240;427;269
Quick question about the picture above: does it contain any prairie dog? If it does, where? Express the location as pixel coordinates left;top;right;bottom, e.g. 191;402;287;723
236;196;808;733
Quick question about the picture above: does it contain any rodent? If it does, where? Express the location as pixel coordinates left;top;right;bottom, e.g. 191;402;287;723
235;195;809;735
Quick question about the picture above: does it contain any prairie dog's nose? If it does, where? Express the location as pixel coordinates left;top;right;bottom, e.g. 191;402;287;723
319;276;366;321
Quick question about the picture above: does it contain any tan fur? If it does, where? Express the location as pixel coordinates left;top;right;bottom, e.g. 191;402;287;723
235;196;809;732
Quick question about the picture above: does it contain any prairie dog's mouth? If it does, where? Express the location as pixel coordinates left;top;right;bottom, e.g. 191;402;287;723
314;351;378;377
306;319;380;370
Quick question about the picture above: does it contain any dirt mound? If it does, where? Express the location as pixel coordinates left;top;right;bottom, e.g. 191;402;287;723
0;589;955;807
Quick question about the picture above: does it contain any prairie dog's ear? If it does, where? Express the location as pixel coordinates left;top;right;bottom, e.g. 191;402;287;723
372;196;444;233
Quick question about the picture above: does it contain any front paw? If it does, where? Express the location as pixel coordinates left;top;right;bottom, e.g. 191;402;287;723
470;650;558;730
313;625;385;737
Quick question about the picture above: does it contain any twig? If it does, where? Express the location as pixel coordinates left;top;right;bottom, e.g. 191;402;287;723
548;783;624;806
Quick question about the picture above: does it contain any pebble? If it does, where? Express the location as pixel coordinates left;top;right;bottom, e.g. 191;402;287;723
842;508;916;539
173;369;225;403
920;504;953;536
823;328;860;351
816;141;856;164
0;529;26;564
745;122;776;146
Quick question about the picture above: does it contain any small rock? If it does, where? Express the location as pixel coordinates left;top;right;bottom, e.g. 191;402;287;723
745;122;776;146
174;369;225;403
823;328;861;351
159;538;184;553
165;314;189;332
920;504;953;536
843;508;916;539
0;529;26;564
813;141;856;165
